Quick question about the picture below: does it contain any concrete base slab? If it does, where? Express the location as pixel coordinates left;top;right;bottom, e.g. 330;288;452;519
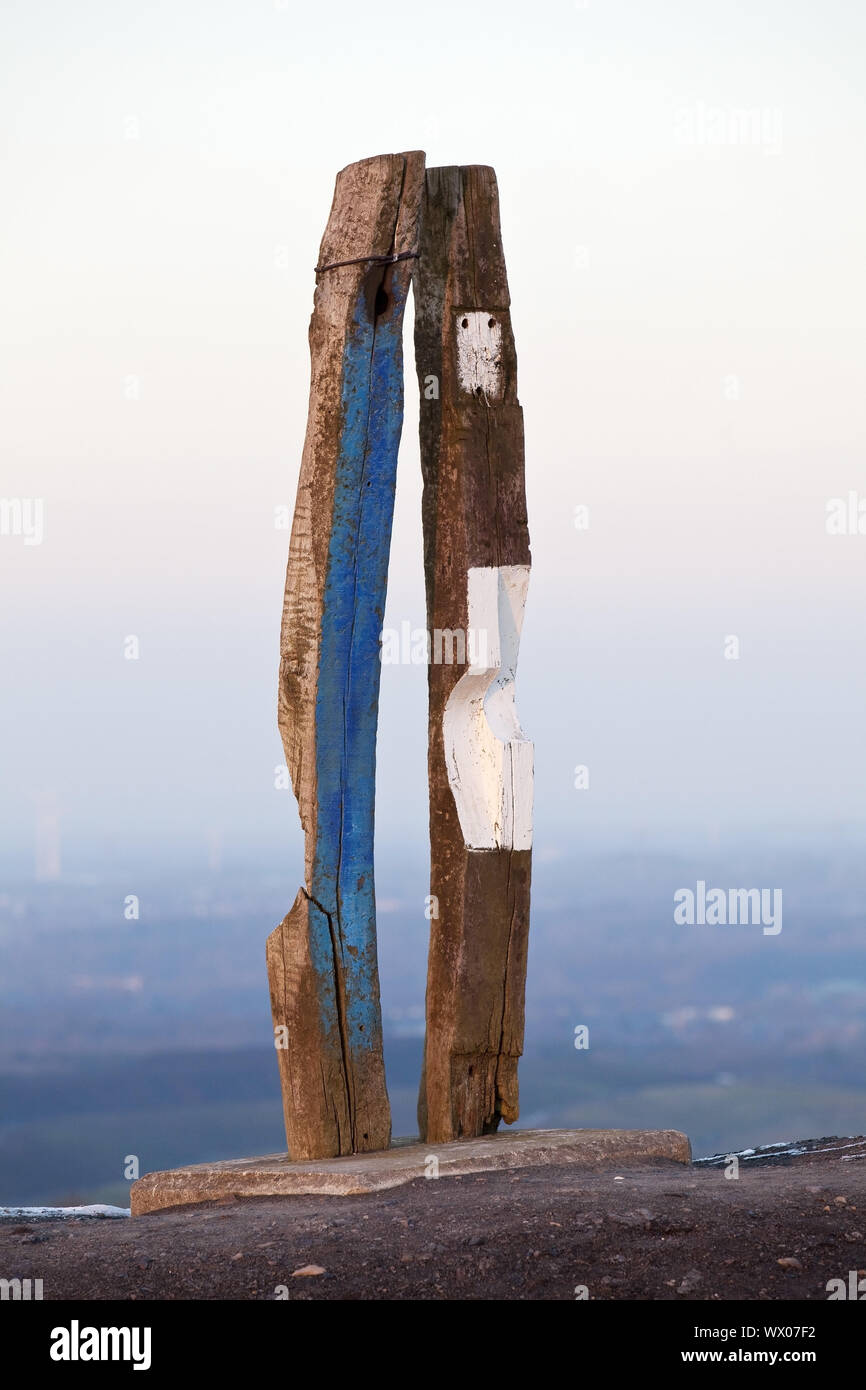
130;1128;691;1216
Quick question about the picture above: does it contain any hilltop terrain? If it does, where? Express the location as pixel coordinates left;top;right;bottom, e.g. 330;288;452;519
3;1137;864;1300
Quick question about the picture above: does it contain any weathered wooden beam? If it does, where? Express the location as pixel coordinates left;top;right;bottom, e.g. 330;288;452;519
414;166;533;1144
267;151;426;1159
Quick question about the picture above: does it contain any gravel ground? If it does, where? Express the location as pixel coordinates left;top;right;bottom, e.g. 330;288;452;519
2;1136;865;1301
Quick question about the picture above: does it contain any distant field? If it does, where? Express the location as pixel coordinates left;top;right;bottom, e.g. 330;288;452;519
3;1041;866;1206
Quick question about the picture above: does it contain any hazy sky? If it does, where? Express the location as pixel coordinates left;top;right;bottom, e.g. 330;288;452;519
1;0;865;875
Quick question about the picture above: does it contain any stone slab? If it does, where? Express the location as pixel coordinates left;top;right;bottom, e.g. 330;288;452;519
130;1128;691;1216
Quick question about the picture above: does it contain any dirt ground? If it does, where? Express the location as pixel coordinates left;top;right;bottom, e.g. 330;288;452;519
3;1137;865;1301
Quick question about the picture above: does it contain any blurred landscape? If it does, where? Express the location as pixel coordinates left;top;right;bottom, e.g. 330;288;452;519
3;840;865;1208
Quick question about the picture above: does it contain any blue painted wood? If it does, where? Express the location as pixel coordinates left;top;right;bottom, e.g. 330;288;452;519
311;274;408;1070
269;150;425;1159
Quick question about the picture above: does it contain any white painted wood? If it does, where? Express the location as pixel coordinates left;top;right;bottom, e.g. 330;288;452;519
442;564;533;850
455;311;503;401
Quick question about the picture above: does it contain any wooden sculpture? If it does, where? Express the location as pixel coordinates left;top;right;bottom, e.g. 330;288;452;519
414;166;532;1144
268;152;532;1160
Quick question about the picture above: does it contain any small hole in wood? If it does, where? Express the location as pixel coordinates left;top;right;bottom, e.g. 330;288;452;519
488;318;495;328
475;386;483;397
468;1066;474;1077
461;317;469;328
364;265;389;322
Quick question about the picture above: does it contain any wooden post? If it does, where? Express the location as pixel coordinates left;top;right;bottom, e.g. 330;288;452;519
267;151;426;1159
414;166;533;1143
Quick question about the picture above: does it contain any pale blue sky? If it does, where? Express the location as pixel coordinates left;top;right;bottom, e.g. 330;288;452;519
1;0;865;871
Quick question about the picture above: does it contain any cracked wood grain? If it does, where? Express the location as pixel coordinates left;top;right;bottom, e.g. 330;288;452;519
414;165;533;1144
267;151;426;1160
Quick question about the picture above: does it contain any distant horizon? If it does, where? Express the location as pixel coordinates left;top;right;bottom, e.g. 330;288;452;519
3;818;866;883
